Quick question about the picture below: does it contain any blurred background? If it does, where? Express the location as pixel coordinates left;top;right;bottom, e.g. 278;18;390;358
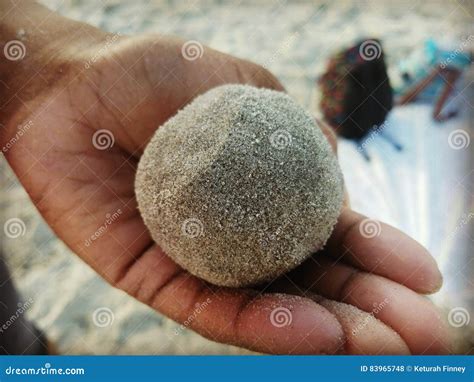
1;0;472;354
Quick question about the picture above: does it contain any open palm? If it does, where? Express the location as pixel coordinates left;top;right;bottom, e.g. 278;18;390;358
2;35;451;354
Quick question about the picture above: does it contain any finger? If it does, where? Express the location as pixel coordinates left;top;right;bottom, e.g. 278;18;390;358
295;256;452;354
317;118;338;155
325;208;442;294
317;297;410;355
114;245;344;355
267;280;409;354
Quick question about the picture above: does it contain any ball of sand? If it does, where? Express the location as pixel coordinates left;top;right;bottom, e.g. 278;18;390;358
135;85;344;287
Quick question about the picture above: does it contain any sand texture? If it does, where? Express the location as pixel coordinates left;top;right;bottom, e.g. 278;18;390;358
135;85;344;287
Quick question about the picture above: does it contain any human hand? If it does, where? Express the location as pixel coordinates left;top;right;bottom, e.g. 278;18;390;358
0;1;451;354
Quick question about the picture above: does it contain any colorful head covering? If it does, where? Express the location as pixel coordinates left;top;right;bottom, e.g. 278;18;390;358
319;39;393;140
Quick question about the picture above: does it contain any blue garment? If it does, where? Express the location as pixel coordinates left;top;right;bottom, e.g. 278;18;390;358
395;38;471;101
